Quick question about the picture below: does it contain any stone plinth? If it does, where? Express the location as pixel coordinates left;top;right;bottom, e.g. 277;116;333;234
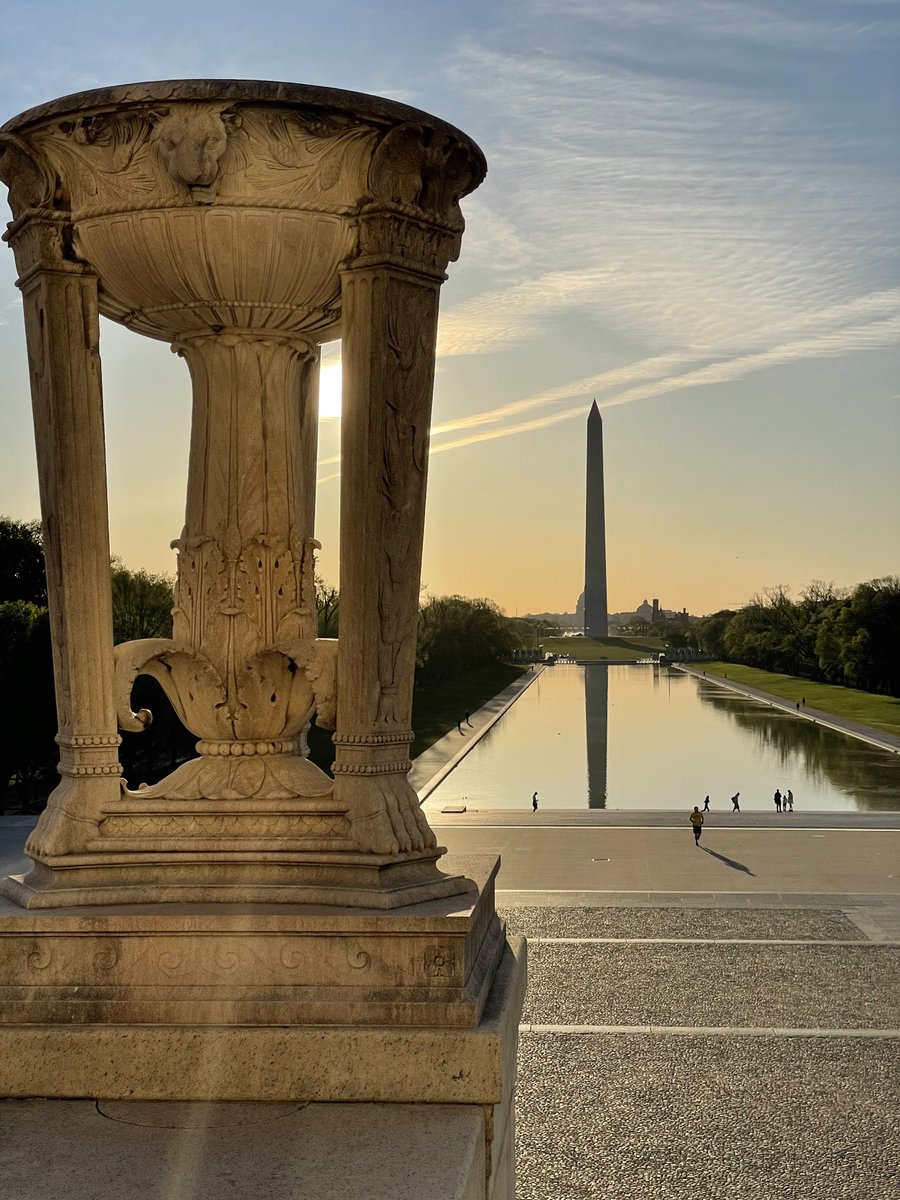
0;875;525;1200
0;856;501;1027
0;933;526;1107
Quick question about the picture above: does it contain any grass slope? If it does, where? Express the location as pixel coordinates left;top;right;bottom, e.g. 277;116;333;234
700;662;900;738
542;635;664;661
306;661;529;771
410;662;529;758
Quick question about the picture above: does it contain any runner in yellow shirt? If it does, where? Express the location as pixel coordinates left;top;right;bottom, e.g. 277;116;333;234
690;806;704;846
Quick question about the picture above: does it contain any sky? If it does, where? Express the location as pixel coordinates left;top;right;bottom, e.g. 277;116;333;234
0;0;897;618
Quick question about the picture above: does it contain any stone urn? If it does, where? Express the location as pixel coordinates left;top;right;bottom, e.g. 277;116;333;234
0;80;486;906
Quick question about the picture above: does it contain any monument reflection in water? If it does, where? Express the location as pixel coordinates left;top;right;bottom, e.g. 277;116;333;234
585;666;609;808
423;665;900;812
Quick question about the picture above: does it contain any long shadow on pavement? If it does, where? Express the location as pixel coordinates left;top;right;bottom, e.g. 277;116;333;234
702;845;755;876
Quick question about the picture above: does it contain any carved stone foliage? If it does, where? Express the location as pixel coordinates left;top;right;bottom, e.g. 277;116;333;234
98;812;348;839
423;946;457;979
2;88;485;340
164;530;322;740
366;122;481;223
113;635;336;754
0;133;57;215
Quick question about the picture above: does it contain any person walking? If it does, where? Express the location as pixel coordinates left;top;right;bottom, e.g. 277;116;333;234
532;792;539;812
731;792;741;812
690;806;704;845
703;795;710;812
774;788;782;813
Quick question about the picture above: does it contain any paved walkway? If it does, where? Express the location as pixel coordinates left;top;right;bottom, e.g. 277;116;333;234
4;745;899;1199
412;665;900;1198
434;803;899;1199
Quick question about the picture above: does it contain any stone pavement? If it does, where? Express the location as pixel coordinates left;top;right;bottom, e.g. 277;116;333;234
425;811;900;1199
3;800;899;1198
413;660;900;1200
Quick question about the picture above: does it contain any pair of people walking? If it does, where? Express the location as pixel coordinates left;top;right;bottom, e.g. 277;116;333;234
700;793;741;812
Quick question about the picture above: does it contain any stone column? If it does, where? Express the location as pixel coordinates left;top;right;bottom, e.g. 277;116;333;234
3;211;121;857
334;213;452;856
107;329;333;807
171;331;320;738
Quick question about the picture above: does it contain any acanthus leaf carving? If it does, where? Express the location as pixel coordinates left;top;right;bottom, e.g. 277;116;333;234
0;133;59;218
268;636;338;732
366;121;483;229
113;636;230;739
233;107;379;207
120;751;334;804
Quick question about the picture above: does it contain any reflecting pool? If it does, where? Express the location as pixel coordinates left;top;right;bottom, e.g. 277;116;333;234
422;665;900;812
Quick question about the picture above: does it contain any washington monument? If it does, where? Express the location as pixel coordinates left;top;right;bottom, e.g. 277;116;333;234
584;400;608;637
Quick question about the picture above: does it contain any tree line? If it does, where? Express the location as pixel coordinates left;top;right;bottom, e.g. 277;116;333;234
1;517;531;808
1;517;188;810
692;578;900;697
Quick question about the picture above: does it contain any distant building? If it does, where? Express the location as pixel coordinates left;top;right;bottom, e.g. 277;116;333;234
634;598;653;623
609;598;699;629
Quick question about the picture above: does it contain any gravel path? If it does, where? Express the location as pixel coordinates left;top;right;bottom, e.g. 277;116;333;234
513;898;900;1198
520;943;900;1030
500;906;861;940
517;1034;900;1200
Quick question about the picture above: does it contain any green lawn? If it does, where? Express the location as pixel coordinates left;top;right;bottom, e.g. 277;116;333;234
542;635;664;661
410;662;529;758
699;662;900;738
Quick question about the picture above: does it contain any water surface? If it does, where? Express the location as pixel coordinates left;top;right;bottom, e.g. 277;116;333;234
423;665;900;812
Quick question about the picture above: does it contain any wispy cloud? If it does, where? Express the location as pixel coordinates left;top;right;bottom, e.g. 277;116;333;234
447;32;897;352
429;307;900;456
433;287;900;438
0;296;22;326
426;2;899;456
431;350;697;434
318;299;898;480
311;3;898;483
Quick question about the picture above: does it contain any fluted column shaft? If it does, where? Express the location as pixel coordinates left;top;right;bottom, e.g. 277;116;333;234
6;215;121;856
334;251;445;855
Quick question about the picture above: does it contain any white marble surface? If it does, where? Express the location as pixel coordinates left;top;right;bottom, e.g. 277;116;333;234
1;1099;486;1200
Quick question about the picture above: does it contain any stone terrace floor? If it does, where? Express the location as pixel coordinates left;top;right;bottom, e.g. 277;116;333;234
433;812;900;1200
3;811;899;1199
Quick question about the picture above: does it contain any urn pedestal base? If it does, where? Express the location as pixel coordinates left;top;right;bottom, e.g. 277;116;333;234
1;847;472;910
0;855;500;1027
3;787;473;909
0;855;524;1200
